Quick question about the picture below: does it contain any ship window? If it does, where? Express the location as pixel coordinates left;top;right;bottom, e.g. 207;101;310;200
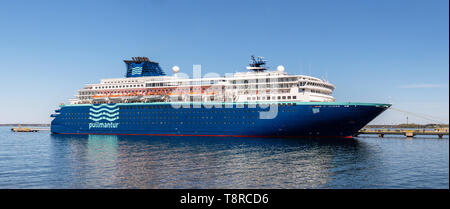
288;96;291;99
282;96;286;99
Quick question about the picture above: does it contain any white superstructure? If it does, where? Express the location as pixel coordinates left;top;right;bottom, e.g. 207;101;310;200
71;57;335;105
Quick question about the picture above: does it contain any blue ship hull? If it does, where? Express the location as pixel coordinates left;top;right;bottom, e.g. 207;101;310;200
50;102;390;138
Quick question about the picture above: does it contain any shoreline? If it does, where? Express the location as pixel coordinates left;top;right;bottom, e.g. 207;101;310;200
0;124;50;127
0;123;448;128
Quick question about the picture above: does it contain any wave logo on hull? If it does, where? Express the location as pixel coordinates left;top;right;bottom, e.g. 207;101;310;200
88;104;119;129
89;104;119;121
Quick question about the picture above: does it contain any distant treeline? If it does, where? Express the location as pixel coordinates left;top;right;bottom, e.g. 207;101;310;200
366;123;449;129
0;124;50;127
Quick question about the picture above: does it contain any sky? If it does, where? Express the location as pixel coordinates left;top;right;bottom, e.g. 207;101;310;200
0;0;448;124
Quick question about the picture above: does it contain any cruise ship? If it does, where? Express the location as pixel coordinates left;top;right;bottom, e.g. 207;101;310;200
50;56;390;138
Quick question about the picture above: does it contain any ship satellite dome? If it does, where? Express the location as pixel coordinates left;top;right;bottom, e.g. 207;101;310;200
277;65;285;72
172;66;180;73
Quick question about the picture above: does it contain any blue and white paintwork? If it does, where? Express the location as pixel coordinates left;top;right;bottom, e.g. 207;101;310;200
51;102;390;138
51;57;390;138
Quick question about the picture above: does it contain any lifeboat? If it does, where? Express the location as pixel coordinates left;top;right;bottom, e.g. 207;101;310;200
142;95;164;102
125;95;142;102
93;97;108;102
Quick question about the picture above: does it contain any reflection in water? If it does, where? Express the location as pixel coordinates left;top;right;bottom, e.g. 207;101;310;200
50;134;376;188
50;134;119;188
87;135;118;187
1;127;445;189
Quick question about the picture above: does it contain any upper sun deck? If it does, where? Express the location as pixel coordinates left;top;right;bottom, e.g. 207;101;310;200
82;56;329;86
84;71;334;93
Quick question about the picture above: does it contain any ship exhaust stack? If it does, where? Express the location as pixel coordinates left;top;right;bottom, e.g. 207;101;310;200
124;56;165;77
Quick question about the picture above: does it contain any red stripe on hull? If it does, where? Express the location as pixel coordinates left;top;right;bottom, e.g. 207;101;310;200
54;132;353;139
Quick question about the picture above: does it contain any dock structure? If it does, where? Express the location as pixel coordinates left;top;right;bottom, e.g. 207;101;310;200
356;128;449;139
10;123;40;132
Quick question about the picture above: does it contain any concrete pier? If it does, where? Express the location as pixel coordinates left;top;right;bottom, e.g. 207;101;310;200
356;128;449;139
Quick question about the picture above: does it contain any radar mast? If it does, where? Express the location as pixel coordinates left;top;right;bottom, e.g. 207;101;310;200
246;55;268;72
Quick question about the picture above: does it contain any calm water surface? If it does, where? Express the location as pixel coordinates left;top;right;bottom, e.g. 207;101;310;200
0;127;448;188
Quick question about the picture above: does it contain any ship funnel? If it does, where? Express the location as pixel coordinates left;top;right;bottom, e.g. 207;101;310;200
123;57;165;77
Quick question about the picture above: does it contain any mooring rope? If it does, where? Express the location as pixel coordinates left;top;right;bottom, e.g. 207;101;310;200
388;107;448;124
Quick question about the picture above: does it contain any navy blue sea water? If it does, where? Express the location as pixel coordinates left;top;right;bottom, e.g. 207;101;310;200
0;127;448;188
